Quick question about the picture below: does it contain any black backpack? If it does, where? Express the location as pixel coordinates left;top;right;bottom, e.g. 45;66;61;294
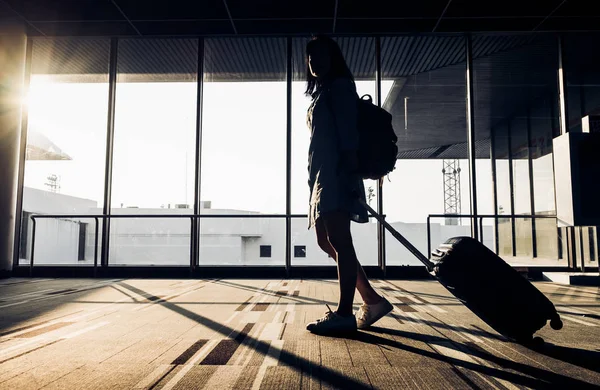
355;94;398;180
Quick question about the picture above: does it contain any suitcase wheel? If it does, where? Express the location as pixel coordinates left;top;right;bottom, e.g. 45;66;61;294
550;317;563;330
532;336;545;347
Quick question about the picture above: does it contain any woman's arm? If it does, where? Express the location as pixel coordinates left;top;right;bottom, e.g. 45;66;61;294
329;78;359;173
330;78;359;152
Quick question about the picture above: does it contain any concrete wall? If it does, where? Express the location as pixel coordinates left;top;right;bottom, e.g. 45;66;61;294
21;187;98;264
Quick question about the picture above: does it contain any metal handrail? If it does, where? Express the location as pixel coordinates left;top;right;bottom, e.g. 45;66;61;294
28;212;383;275
30;213;305;219
426;213;558;258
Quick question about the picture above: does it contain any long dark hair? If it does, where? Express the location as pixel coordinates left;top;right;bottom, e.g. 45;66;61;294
305;35;354;97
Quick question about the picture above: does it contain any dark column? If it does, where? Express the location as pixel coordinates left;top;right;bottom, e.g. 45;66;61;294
0;24;27;275
100;38;118;268
490;126;499;254
285;37;292;277
465;34;479;240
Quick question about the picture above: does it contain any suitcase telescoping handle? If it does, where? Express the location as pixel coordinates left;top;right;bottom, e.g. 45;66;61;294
357;197;435;271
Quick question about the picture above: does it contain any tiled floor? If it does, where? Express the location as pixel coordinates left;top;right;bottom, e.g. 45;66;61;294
0;278;599;389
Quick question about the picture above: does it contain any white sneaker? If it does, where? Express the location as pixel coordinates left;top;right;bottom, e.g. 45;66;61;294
356;297;394;329
306;305;357;334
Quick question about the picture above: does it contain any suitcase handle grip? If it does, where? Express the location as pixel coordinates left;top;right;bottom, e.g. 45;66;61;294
357;197;435;271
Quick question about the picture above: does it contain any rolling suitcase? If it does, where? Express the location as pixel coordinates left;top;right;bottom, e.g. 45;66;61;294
359;198;563;345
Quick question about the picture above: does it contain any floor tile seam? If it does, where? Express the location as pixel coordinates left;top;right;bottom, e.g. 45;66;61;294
159;339;220;390
0;339;63;366
241;282;277;312
147;339;186;366
0;310;87;339
139;364;177;390
0;295;131;338
1;288;60;302
249;339;284;390
0;324;109;386
97;337;148;364
21;363;88;390
0;279;121;301
0;320;110;360
235;323;267;366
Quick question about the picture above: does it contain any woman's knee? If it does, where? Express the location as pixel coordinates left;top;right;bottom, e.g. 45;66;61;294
322;213;353;251
315;219;332;253
327;230;353;253
316;236;331;253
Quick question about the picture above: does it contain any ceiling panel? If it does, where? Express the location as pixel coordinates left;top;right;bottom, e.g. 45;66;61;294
0;2;16;19
537;17;600;31
337;0;449;18
226;0;334;19
134;21;234;36
235;19;331;35
552;2;600;17
4;0;123;21
445;0;563;18
32;21;139;37
436;17;542;32
334;18;437;34
113;0;228;21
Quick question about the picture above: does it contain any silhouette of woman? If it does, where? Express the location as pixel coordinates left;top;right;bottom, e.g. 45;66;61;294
305;35;393;334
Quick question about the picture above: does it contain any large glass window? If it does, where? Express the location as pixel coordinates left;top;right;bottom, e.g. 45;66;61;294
530;95;560;261
380;36;471;264
22;38;110;265
492;123;513;257
473;35;561;265
110;38;198;265
199;217;285;266
21;34;577;271
563;34;600;268
200;37;286;266
564;34;600;133
510;117;533;258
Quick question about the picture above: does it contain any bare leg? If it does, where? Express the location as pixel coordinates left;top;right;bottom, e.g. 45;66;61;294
318;212;378;316
316;217;381;305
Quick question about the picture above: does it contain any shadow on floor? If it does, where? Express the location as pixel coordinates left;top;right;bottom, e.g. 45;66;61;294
343;328;600;389
192;279;514;343
0;279;122;335
118;281;373;389
117;281;599;390
533;342;600;374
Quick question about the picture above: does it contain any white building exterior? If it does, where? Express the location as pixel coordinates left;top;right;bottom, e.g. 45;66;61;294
20;187;493;267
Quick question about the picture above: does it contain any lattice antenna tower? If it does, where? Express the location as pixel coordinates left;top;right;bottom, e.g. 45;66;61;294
45;174;61;193
442;160;461;225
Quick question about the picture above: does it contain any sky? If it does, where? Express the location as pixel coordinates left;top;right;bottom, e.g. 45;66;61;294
24;77;555;225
